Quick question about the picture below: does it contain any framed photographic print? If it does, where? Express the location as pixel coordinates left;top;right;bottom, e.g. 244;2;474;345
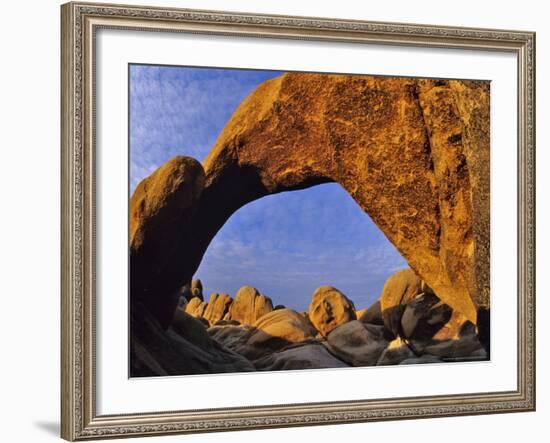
61;1;536;440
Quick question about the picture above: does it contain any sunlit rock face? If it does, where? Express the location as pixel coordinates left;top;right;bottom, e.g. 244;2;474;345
308;286;356;337
129;73;489;332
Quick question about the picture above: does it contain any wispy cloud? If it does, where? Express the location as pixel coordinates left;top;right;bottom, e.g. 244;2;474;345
131;66;408;311
130;65;282;191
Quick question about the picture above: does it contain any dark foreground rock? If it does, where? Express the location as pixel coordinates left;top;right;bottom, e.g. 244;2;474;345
400;293;453;340
130;304;255;377
254;343;349;371
324;321;388;366
358;300;384;326
132;276;488;375
380;268;428;337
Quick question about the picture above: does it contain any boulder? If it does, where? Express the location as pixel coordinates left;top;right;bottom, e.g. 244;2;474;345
380;268;427;336
130;156;205;328
254;343;349;371
225;286;273;325
400;293;452;340
244;309;318;359
358;300;384;326
252;308;318;343
185;297;207;318
209;309;318;361
309;286;356;336
170;308;210;347
325;320;388;366
208;324;255;350
191;279;203;300
177;278;204;303
377;337;416;366
203;292;233;324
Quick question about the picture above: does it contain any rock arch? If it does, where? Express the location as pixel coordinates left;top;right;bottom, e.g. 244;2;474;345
130;73;489;330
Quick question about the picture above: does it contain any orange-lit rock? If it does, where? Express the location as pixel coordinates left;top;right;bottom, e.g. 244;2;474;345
130;73;490;331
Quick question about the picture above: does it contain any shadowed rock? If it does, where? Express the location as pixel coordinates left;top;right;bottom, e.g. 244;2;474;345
358;300;384;326
178;278;204;304
130;156;205;328
377;337;416;366
309;286;356;336
420;335;486;361
254;343;349;371
380;268;431;337
190;279;203;300
130;304;254;376
400;293;453;340
324;320;388;366
208;324;254;350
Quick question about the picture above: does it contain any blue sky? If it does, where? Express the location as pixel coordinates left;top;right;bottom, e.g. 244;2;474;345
130;64;407;311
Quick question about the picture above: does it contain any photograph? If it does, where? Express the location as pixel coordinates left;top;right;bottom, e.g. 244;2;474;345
128;65;491;377
57;2;536;440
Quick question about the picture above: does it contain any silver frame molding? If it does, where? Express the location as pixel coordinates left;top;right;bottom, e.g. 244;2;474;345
61;2;536;440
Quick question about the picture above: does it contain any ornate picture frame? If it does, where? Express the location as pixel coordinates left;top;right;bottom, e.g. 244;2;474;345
61;1;535;440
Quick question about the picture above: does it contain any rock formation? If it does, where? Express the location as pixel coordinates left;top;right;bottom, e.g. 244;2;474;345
129;73;490;333
380;268;431;337
432;310;475;341
199;74;489;325
249;309;317;350
254;343;349;371
324;321;388;366
225;286;273;325
130;304;254;376
190;279;203;300
130;156;205;328
203;292;233;324
210;308;317;361
184;297;207;319
132;276;487;376
309;286;356;336
129;72;491;377
377;337;416;366
358;300;384;326
400;293;452;340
